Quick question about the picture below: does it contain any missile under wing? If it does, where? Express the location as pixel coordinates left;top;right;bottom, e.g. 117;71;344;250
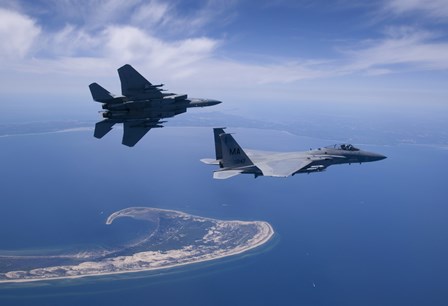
89;64;222;147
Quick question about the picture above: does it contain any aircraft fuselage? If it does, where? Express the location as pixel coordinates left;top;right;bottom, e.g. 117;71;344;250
101;97;221;121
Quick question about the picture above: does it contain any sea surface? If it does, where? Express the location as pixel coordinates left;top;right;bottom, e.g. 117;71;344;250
0;127;447;306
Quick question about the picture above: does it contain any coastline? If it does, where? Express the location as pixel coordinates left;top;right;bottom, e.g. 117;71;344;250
0;217;274;284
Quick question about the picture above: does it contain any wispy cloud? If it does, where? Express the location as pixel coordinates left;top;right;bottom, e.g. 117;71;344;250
0;8;41;59
339;27;448;75
103;26;218;72
1;0;448;98
15;0;237;36
131;1;170;27
385;0;448;20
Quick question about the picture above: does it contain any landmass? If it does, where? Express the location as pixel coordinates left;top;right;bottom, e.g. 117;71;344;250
2;112;448;147
0;207;274;283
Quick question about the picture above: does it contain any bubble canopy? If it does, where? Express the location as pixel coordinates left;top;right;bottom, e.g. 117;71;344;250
325;144;360;151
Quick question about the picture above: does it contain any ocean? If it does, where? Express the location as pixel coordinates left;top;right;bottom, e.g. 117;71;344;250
0;127;447;306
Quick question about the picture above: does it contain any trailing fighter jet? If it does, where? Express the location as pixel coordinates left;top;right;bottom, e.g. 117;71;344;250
89;64;222;147
201;128;386;179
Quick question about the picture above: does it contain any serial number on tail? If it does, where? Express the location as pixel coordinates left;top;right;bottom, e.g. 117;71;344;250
233;158;246;164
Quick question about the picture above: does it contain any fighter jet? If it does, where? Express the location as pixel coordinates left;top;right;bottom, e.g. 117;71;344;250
89;64;221;147
201;128;386;179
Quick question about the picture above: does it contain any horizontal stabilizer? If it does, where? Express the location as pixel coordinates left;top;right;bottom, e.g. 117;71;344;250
200;158;220;165
94;120;115;139
89;83;116;103
213;170;243;179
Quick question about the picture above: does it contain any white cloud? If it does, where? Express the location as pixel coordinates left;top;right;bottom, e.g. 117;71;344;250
131;1;170;27
386;0;448;19
0;8;40;59
130;0;239;37
103;26;218;73
341;28;448;74
48;25;102;57
1;1;448;105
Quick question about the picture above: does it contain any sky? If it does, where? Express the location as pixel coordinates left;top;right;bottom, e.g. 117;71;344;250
1;0;448;121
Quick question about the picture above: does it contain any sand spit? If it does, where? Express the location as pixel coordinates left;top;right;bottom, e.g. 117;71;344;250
0;207;274;283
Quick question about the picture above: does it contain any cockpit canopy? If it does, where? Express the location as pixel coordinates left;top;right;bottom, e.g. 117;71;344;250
326;144;360;151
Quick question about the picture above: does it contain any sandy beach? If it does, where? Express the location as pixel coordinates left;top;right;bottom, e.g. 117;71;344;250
0;208;274;284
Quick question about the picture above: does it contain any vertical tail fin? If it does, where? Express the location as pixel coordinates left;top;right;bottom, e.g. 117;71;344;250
219;133;254;168
117;64;163;99
118;64;149;96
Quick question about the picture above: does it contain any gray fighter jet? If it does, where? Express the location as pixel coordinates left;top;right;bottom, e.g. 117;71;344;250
201;128;386;179
90;64;221;147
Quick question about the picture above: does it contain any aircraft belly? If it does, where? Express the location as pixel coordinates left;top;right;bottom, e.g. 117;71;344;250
92;64;221;147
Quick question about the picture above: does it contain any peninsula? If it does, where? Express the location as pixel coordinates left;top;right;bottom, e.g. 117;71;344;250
0;207;274;283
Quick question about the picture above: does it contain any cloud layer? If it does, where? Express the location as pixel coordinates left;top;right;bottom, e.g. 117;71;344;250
0;0;447;103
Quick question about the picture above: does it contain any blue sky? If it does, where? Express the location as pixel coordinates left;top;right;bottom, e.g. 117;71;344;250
1;0;447;120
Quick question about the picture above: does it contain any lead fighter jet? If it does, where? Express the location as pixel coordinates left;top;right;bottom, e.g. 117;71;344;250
201;128;386;179
89;64;222;147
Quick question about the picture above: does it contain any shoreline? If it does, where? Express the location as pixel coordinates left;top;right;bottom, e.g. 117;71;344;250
0;221;274;284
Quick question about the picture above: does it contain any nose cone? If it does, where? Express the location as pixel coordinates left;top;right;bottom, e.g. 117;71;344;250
189;99;222;107
378;154;387;161
367;152;387;162
205;99;222;106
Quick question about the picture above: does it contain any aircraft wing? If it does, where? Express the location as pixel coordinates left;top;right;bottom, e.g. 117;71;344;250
122;119;161;147
118;64;165;99
250;155;335;177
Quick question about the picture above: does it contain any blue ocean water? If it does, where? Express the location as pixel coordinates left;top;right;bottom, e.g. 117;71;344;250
0;127;447;306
